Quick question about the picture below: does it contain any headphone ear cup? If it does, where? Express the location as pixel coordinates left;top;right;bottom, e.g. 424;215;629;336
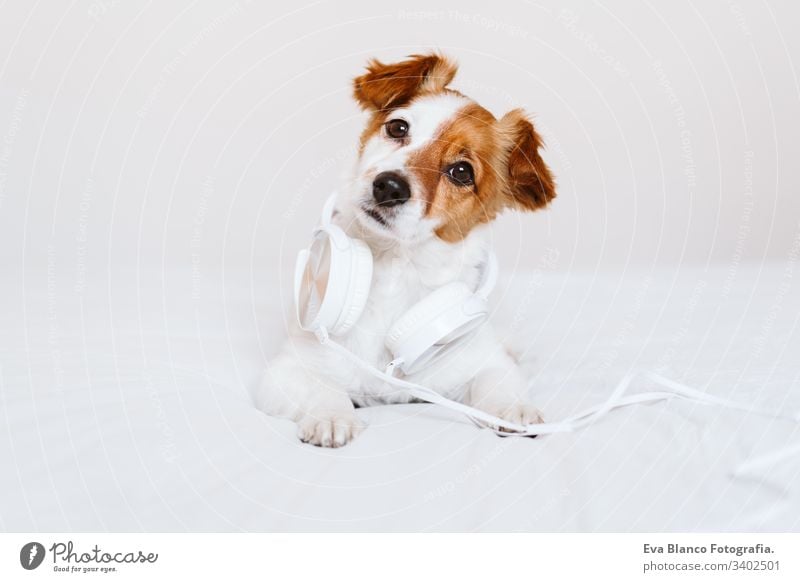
387;283;486;373
386;283;471;348
330;237;373;336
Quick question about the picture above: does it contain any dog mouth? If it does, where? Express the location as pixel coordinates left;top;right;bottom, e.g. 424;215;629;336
362;205;389;227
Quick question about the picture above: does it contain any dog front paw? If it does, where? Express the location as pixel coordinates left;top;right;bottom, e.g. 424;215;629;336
484;402;545;433
297;412;364;448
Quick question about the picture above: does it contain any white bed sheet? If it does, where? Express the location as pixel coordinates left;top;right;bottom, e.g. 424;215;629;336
1;261;798;531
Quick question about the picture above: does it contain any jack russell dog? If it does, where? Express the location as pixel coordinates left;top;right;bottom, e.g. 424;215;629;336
257;53;556;447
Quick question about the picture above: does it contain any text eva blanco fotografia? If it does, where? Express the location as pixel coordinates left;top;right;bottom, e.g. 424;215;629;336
643;543;774;557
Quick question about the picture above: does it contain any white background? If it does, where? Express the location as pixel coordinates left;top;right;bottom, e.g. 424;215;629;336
0;0;798;283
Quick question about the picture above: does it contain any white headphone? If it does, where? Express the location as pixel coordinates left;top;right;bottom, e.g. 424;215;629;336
294;194;498;375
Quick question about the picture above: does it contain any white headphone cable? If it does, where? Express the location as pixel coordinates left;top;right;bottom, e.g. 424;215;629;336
313;326;800;437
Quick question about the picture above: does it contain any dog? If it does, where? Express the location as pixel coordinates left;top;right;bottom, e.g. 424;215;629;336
257;53;556;447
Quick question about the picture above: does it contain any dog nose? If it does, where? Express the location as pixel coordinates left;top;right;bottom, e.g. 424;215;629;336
372;171;410;206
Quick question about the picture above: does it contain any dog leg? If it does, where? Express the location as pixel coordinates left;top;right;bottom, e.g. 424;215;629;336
256;352;364;447
465;357;544;432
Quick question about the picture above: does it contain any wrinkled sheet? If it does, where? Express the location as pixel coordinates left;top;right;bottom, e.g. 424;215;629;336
1;262;798;531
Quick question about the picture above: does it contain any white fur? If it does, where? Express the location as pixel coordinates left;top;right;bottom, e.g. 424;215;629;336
257;94;543;447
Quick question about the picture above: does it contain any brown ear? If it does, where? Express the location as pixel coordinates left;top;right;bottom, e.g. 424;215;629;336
353;53;457;112
499;109;556;211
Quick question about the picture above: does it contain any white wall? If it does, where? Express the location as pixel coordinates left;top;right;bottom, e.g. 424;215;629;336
0;0;798;282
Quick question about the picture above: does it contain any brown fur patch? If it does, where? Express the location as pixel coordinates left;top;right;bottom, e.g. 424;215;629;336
406;103;509;242
498;109;557;211
404;103;556;242
353;54;457;112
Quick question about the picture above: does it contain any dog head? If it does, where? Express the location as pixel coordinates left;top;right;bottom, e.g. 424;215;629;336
345;53;556;244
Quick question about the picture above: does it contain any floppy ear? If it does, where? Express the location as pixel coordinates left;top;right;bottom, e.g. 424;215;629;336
353;53;457;112
499;109;556;211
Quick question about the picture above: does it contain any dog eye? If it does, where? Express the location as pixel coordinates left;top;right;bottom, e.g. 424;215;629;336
446;162;475;186
385;119;409;139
